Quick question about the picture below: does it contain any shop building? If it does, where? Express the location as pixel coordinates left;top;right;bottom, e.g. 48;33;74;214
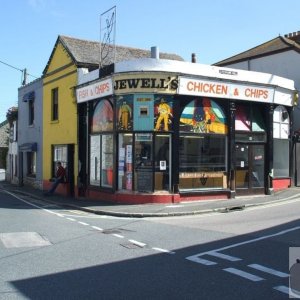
76;58;296;204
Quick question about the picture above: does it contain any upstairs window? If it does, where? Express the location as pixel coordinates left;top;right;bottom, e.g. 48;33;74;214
51;88;59;121
29;99;34;125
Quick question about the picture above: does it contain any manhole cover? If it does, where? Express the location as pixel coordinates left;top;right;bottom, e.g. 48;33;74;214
0;232;51;248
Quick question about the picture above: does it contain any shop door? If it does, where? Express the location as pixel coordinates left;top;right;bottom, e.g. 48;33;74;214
155;135;171;192
235;144;265;195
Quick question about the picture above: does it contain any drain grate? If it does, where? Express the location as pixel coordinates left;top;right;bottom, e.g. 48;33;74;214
120;242;142;249
220;205;246;213
102;229;122;234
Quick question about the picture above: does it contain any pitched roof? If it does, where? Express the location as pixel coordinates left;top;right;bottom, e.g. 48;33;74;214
215;35;300;66
43;35;184;75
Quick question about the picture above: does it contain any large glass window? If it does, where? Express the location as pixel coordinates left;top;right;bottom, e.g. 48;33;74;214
90;135;100;186
89;99;114;188
273;106;289;177
101;134;113;187
92;99;113;132
179;98;228;190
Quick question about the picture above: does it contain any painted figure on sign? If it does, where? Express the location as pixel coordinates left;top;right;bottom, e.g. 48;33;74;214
119;100;132;130
155;98;172;131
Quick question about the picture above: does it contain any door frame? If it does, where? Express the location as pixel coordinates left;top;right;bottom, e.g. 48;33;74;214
235;143;266;195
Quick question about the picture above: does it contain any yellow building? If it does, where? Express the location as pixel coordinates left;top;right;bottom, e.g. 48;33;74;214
42;35;183;197
42;35;100;196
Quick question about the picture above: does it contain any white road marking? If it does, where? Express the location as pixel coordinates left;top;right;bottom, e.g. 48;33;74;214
91;226;103;231
113;234;124;238
248;264;289;278
223;267;265;282
208;251;242;262
66;217;76;221
273;285;290;295
186;226;300;262
78;221;89;226
128;239;146;247
186;255;217;265
152;247;176;254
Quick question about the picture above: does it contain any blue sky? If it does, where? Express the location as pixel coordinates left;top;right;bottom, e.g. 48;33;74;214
1;0;300;121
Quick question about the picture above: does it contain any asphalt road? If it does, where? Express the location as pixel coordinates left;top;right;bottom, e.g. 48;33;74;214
0;188;299;299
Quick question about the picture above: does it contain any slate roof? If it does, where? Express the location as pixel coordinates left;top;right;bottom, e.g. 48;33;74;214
215;34;300;66
43;35;184;75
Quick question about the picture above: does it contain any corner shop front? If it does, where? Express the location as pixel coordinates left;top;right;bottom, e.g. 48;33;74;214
76;61;295;204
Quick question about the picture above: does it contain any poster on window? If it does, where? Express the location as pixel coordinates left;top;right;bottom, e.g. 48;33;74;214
180;97;227;134
154;96;173;131
116;95;133;130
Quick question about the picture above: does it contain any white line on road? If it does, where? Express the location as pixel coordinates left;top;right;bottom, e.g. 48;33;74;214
66;217;76;221
91;226;103;231
248;264;289;278
128;239;146;247
186;255;217;265
78;221;89;226
152;247;176;254
113;234;124;238
186;226;300;262
208;251;242;262
273;285;290;295
223;267;265;282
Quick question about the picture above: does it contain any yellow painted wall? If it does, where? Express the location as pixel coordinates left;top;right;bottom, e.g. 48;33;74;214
43;42;78;187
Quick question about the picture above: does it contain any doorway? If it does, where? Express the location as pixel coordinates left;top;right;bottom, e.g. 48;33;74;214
155;134;171;192
235;144;265;195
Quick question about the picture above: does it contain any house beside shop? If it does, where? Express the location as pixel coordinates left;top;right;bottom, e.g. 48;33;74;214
5;107;18;184
214;30;300;186
75;57;296;204
18;78;43;189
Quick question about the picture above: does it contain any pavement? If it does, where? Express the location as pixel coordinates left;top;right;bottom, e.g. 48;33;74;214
1;180;300;218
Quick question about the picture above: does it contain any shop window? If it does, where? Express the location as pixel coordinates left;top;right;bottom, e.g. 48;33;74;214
273;106;290;177
89;134;113;188
179;98;227;190
51;88;59;121
180;98;227;134
118;134;133;190
117;95;133;131
90;135;100;186
91;99;113;132
235;104;266;132
154;96;173;132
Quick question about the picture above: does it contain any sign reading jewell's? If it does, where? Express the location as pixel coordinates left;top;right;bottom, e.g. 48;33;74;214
179;77;274;103
76;78;113;103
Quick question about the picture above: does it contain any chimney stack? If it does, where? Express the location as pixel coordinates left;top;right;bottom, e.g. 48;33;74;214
151;46;159;59
191;53;196;63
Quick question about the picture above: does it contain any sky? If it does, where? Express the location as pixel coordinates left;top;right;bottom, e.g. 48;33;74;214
1;0;300;121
